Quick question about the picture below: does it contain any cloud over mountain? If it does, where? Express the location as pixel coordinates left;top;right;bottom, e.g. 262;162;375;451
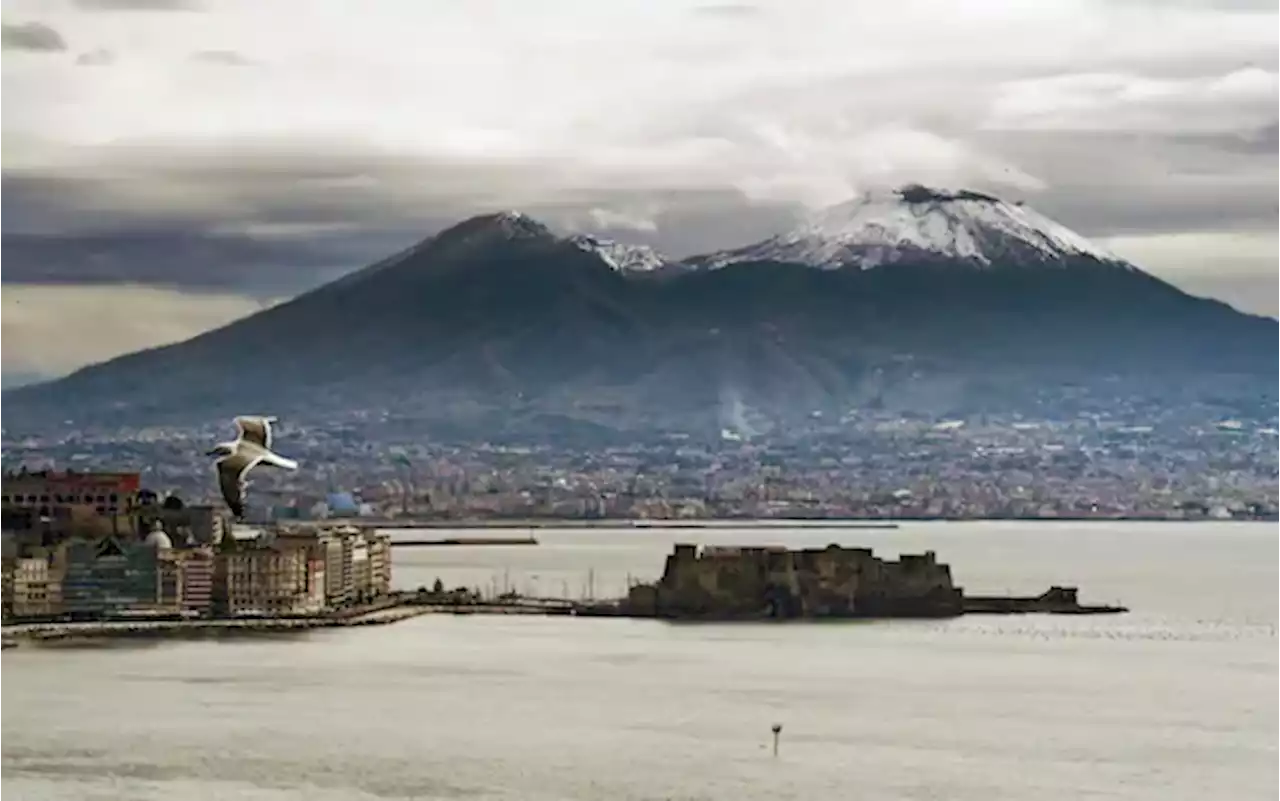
2;21;67;51
0;0;1275;384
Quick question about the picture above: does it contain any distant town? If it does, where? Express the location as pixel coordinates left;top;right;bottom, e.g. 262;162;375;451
0;468;1127;632
3;407;1276;523
1;469;395;626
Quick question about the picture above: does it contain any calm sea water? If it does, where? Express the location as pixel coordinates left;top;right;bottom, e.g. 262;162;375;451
3;522;1276;801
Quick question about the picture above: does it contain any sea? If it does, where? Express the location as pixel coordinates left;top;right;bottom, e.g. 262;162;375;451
2;522;1276;801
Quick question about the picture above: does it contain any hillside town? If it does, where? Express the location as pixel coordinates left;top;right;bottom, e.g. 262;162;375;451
1;469;392;623
2;409;1275;523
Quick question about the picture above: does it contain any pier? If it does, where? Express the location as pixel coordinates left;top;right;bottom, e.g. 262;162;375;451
961;586;1127;615
391;536;539;547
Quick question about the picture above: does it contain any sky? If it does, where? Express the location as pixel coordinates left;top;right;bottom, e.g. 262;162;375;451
2;0;1277;385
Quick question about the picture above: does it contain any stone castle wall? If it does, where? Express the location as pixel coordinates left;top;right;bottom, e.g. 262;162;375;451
628;543;962;619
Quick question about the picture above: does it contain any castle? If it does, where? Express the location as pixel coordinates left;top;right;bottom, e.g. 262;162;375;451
624;543;964;619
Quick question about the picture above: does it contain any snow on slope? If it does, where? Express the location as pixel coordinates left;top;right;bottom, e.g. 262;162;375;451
570;234;669;273
703;185;1124;270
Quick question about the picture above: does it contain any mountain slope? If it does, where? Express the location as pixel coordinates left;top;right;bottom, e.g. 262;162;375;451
4;188;1275;438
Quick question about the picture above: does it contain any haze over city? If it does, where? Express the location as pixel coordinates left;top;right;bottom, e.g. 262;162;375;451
2;0;1277;387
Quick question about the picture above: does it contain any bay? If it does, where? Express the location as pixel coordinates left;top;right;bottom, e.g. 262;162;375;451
3;522;1275;801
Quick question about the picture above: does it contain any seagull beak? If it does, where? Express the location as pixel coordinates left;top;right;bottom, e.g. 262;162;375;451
205;448;220;457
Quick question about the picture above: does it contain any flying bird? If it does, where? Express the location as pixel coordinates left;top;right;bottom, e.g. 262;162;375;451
206;415;299;520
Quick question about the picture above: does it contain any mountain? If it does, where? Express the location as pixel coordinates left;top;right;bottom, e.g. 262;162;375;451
4;189;1275;441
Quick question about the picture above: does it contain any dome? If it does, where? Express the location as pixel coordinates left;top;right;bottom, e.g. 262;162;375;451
144;523;173;550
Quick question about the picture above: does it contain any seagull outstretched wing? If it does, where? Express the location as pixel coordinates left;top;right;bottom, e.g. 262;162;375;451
215;448;262;519
234;416;276;450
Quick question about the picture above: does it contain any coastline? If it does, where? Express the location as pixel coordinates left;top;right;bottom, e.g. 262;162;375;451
1;605;433;649
2;584;1129;650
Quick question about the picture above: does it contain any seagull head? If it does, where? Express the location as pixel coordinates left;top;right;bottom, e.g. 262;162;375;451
206;443;235;458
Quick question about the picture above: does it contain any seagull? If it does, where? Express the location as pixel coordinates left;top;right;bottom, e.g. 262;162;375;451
205;415;299;520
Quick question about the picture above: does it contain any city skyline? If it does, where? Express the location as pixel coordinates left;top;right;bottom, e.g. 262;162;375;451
2;0;1277;386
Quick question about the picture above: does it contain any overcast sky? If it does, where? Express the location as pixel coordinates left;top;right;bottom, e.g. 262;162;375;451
2;0;1277;383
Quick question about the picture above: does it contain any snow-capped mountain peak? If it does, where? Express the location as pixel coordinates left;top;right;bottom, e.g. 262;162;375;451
570;234;669;273
700;185;1123;271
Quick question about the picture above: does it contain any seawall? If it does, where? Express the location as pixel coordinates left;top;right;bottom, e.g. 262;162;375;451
1;606;432;647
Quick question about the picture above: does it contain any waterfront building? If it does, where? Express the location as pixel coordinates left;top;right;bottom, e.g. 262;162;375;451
367;532;392;598
312;524;391;603
61;532;183;618
174;546;216;616
0;557;11;619
8;554;60;618
324;534;350;607
214;537;324;617
351;535;373;603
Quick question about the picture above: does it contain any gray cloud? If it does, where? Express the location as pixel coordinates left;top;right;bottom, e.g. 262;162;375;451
75;48;116;66
1;107;1274;294
72;0;203;11
969;129;1278;237
1103;0;1276;10
691;4;761;17
1139;122;1280;156
2;285;274;380
2;21;66;52
0;229;391;297
190;49;256;66
0;0;1275;322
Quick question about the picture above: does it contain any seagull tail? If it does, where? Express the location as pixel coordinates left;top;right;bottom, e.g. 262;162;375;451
260;451;299;471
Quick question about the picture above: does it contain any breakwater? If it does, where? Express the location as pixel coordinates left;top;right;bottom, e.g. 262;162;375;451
962;587;1127;615
392;536;539;547
1;605;431;648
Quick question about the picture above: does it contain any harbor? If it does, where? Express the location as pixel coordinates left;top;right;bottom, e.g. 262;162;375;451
0;470;1127;646
2;541;1127;649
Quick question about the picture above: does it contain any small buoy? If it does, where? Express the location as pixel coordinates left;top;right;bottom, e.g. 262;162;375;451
771;723;783;757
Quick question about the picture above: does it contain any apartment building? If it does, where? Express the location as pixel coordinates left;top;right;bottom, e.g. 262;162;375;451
8;554;60;618
174;546;215;616
214;538;325;617
1;558;10;619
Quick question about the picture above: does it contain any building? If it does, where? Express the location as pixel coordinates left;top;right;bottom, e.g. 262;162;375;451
351;535;373;602
0;557;11;619
1;470;142;542
214;535;325;617
323;534;351;607
7;553;60;618
367;532;392;598
174;546;216;616
137;501;230;547
311;524;391;604
61;533;183;618
626;543;962;619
